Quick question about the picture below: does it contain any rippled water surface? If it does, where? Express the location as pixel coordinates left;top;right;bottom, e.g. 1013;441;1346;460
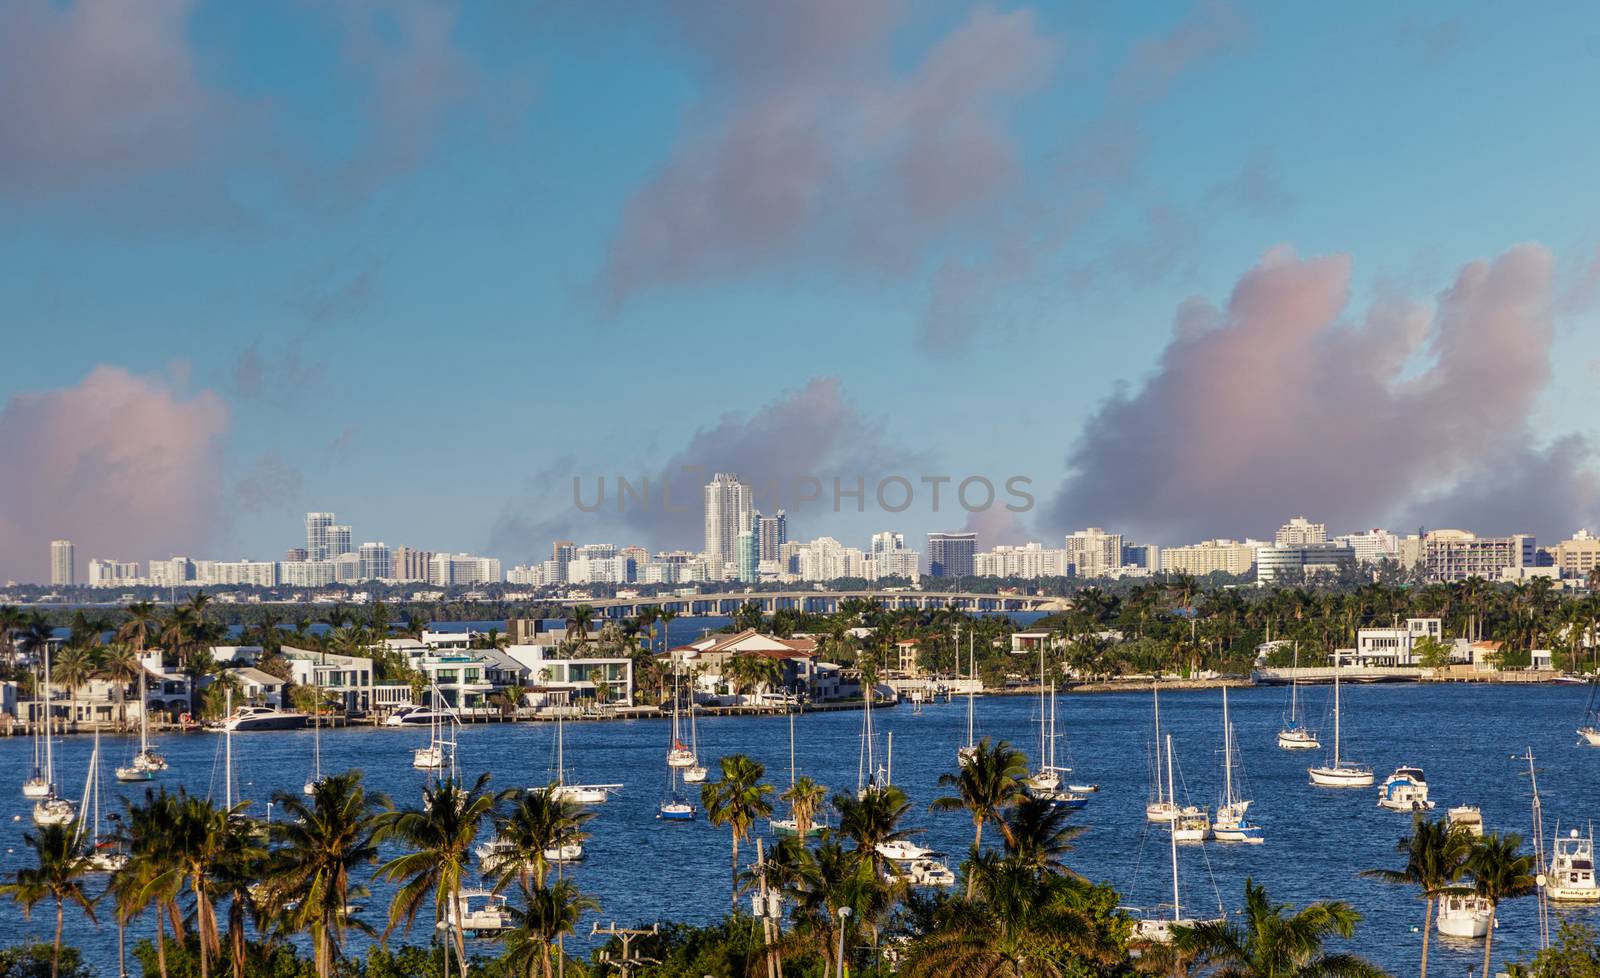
3;681;1597;974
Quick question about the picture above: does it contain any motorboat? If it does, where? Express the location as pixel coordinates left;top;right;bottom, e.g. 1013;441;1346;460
1447;805;1484;837
1436;893;1494;938
1545;829;1600;903
1172;806;1212;843
876;840;935;862
892;856;956;889
214;706;308;732
1068;783;1100;794
1307;657;1373;787
439;891;512;934
1033;787;1090;811
385;704;454;727
1377;767;1435;812
1278;643;1321;750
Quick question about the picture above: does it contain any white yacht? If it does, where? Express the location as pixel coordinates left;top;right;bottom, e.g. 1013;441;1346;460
214;706;308;731
116;698;167;782
476;836;582;871
1377;766;1435;812
385;704;455;726
894;857;956;889
1307;657;1373;787
1545;828;1600;903
1213;688;1263;844
1436;893;1494;938
1172;806;1212;843
24;656;57;799
1447;805;1484;837
1277;644;1320;751
439;891;512;934
549;713;619;804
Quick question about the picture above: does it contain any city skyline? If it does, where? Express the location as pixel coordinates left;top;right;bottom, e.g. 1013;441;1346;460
3;3;1600;581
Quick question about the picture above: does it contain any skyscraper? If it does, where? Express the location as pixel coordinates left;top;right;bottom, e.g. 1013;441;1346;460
359;542;392;580
306;512;335;561
50;540;74;586
704;473;754;569
1065;527;1123;578
755;510;787;562
927;532;977;578
329;524;354;556
737;529;758;583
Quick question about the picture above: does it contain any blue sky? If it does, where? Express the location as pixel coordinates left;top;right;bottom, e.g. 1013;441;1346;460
2;1;1598;579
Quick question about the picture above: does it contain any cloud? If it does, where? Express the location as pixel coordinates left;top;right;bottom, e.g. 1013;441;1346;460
1209;148;1291;216
0;0;232;196
232;339;325;405
0;367;228;581
599;3;1059;301
1046;243;1597;543
232;451;304;514
1111;0;1250;105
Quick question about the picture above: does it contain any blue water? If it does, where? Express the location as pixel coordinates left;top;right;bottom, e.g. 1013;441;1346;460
2;682;1595;973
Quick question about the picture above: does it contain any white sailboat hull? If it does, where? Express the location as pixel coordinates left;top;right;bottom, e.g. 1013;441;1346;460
1436;897;1493;938
412;747;445;770
33;798;75;826
683;766;708;784
1277;730;1320;750
1308;765;1374;787
1579;726;1600;747
551;785;614;804
1145;801;1179;822
21;779;51;799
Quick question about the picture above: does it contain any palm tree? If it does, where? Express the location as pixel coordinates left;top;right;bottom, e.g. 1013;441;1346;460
487;787;594;895
264;772;391;978
375;773;498;970
1467;832;1537;976
52;643;96;731
116;787;185;978
1360;815;1471;978
834;784;917;880
497;879;598;978
1;822;98;978
780;776;828;840
896;854;1117;977
565;606;595;654
931;737;1028;897
1003;797;1087;877
700;754;775;908
118;602;159;656
97;642;142;731
213;812;266;978
1174;878;1387;978
788;837;888;978
169;791;234;978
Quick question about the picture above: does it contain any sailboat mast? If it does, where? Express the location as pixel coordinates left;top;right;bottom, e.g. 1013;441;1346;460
1166;732;1180;922
43;646;54;786
1332;655;1342;769
1047;682;1057;769
1222;687;1233;805
1038;645;1047;765
788;705;796;787
966;627;975;747
224;687;233;810
1290;643;1299;723
1152;686;1164;805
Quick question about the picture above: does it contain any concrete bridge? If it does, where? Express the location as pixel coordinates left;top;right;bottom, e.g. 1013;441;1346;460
555;590;1069;619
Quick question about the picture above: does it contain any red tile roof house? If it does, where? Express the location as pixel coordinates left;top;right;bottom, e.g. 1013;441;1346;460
659;629;826;705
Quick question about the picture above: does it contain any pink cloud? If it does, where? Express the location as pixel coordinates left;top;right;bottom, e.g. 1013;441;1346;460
1048;244;1597;542
599;3;1060;301
0;367;229;581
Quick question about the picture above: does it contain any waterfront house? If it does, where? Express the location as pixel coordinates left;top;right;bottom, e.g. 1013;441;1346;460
1352;618;1444;667
280;646;375;713
220;666;286;708
665;629;823;703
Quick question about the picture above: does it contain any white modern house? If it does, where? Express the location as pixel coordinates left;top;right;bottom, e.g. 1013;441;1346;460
1350;618;1444;667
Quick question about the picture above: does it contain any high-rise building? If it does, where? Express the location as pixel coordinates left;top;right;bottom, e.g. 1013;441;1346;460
392;547;434;583
737;530;758;583
1255;543;1356;584
1555;530;1600;578
148;556;196;587
87;559;140;588
1159;540;1259;577
927;532;977;578
305;512;335;561
1065;527;1123;578
1275;517;1327;546
1333;529;1402;564
756;511;787;561
285;547;309;562
428;553;502;587
359;542;393;580
974;543;1067;579
704;473;754;569
551;541;575;583
329;525;353;557
49;540;75;586
1419;530;1535;582
870;531;905;555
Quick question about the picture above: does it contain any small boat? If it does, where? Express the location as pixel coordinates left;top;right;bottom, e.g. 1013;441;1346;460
385;704;454;727
1034;787;1091;811
1278;643;1321;751
213;706;308;731
24;656;58;799
117;695;167;782
303;681;325;795
413;689;458;773
412;745;445;770
1545;828;1600;903
1068;783;1100;794
1436;893;1494;938
875;840;935;862
1172;806;1211;843
33;796;76;826
84;730;128;872
549;714;618;804
1213;688;1263;844
476;837;582;870
890;856;956;889
1377;767;1435;812
957;625;978;764
1447;805;1484;838
1553;673;1588;686
770;705;828;837
22;776;52;800
1146;686;1179;822
439;890;512;935
682;698;708;783
657;799;696;821
1136;733;1226;944
1307;657;1373;787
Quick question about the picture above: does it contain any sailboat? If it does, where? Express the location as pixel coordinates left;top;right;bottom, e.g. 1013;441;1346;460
1024;643;1063;791
549;710;620;804
1212;687;1263;843
1578;675;1600;746
772;704;827;837
957;626;978;764
1029;684;1089;810
1136;733;1225;943
303;682;324;795
1145;686;1179;822
659;671;697;820
1277;643;1320;750
32;648;76;826
23;663;51;798
856;677;888;799
116;679;166;781
1307;654;1373;787
412;690;451;770
84;728;128;872
683;699;708;784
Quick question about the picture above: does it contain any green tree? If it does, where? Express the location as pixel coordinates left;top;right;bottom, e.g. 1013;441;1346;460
497;880;597;978
263;772;391;978
1467;832;1538;977
486;787;593;896
700;754;775;909
930;737;1028;898
1174;878;1388;978
0;823;98;978
780;776;828;840
1360;814;1471;978
1003;797;1087;877
1412;636;1454;669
